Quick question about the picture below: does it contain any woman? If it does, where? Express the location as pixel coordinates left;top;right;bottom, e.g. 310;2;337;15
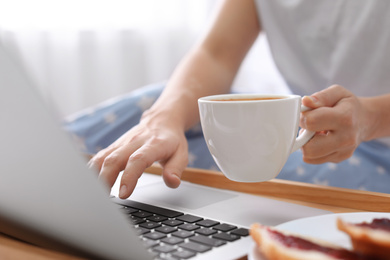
67;0;390;197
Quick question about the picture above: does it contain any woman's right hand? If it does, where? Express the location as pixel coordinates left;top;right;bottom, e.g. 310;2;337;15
88;0;262;199
88;110;189;199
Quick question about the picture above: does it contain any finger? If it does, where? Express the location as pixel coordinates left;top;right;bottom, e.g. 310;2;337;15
119;140;179;198
301;98;357;133
302;131;355;163
303;147;353;164
88;129;135;170
303;150;338;164
300;106;339;132
88;145;118;172
160;143;188;189
302;95;320;109
98;143;139;188
303;85;352;108
301;132;335;160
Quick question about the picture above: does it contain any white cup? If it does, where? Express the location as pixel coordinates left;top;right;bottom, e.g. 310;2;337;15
198;94;315;182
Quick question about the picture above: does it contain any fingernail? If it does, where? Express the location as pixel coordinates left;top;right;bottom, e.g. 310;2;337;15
88;160;98;172
172;174;181;185
307;95;319;104
119;185;128;198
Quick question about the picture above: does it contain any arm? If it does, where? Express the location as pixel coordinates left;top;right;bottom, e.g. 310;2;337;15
152;0;261;131
360;94;390;140
89;0;262;198
300;85;390;164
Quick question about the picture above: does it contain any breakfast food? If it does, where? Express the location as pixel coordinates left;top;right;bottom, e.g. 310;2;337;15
337;217;390;260
250;223;372;260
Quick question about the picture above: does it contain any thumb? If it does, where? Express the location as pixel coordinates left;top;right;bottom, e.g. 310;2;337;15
302;95;320;109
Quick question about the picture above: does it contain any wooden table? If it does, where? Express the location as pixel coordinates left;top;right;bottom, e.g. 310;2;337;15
1;165;390;259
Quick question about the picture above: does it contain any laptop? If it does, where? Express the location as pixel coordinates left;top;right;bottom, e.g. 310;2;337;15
0;42;330;260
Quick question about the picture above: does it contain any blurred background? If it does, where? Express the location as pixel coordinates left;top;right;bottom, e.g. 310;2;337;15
0;0;289;117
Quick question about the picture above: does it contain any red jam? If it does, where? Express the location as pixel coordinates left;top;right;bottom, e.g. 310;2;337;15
354;218;390;232
268;228;374;260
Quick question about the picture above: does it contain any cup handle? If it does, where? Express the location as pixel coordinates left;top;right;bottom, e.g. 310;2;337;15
291;105;315;153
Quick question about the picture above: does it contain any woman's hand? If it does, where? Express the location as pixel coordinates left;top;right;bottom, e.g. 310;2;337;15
300;85;372;164
88;111;189;199
88;0;262;199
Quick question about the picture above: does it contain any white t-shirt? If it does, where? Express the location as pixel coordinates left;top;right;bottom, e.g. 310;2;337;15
255;0;390;146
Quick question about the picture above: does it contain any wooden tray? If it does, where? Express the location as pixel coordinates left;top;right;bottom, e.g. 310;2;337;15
146;165;390;213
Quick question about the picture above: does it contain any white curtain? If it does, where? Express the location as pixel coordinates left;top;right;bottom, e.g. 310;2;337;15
0;0;288;117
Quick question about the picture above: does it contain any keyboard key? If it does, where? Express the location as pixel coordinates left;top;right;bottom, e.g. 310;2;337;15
196;219;219;227
161;236;184;245
178;223;200;231
231;227;249;237
121;207;138;214
130;216;145;225
172;230;194;239
143;239;159;248
147;215;168;222
176;214;203;223
152;245;176;254
212;232;240;242
162;219;183;227
135;227;150;235
155;226;177;234
172;250;196;259
133;211;153;218
144;232;166;240
148;251;159;259
156;255;178;260
180;241;211;253
190;235;226;247
112;198;184;218
195;228;217;236
213;223;237;232
139;221;161;229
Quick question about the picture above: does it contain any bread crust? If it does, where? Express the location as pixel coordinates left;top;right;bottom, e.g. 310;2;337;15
250;223;343;260
337;218;390;260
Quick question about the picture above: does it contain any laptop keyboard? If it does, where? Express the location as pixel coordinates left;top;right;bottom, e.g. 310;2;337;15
111;197;249;260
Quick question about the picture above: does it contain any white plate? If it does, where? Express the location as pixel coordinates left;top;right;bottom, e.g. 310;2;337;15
248;212;390;260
